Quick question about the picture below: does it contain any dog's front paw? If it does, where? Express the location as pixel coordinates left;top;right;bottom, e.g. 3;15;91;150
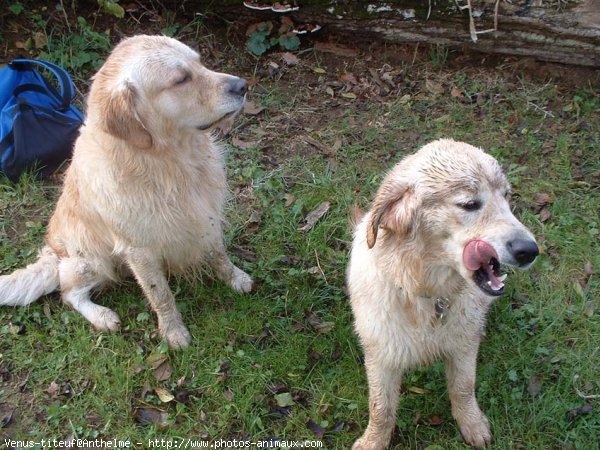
352;437;382;450
91;307;121;332
230;266;253;293
161;322;192;349
459;414;491;448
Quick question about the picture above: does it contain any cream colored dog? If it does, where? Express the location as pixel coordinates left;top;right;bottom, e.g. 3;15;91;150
0;35;253;349
348;139;538;449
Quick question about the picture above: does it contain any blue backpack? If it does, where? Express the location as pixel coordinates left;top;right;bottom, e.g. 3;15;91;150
0;59;84;182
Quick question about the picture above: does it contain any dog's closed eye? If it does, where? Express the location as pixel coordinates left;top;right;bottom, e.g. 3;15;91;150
173;72;191;86
458;200;482;211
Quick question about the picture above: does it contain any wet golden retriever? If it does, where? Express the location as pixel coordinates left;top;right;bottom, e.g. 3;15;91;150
0;35;253;349
347;139;538;449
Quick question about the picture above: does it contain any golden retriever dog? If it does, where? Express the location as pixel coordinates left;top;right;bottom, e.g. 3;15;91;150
348;139;539;449
0;35;253;349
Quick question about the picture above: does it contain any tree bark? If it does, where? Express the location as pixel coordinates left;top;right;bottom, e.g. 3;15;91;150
206;0;600;67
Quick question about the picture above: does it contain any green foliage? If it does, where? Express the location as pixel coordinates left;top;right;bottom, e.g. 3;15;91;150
9;2;24;15
40;17;111;81
97;0;125;18
278;33;301;51
246;21;300;56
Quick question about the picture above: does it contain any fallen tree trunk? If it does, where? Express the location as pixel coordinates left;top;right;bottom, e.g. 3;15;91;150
206;0;600;67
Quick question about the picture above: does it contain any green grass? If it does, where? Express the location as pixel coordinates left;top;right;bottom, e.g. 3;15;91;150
1;12;599;449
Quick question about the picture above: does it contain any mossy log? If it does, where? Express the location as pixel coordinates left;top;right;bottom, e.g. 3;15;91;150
204;0;600;67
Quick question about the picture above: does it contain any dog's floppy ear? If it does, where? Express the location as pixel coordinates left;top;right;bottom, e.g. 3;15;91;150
367;179;417;249
100;81;152;149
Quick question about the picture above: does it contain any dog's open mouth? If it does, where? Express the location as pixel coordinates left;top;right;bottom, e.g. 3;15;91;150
463;240;507;296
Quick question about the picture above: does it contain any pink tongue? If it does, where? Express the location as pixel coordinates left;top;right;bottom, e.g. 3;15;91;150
463;240;498;271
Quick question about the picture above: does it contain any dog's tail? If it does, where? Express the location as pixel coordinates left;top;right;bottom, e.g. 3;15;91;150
0;246;60;306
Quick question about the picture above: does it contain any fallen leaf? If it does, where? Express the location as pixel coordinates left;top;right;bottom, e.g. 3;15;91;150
539;206;552;222
312;67;326;74
217;359;231;382
155;387;175;403
314;41;358;57
45;381;60;398
299;201;331;232
527;374;543;397
231;137;258;149
146;353;168;370
305;310;335;334
133;408;169;428
153;361;172;382
175;389;193;404
340;72;358;85
573;280;585;299
246;209;263;234
231;247;257;262
283;193;296;207
281;52;300;66
224;389;235;401
141;380;153;399
567;403;593;423
306;418;325;438
341;92;357;100
450;85;464;99
407;386;428;395
275;392;294;407
426;415;444;426
267;382;289;394
1;408;14;428
534;192;553;212
398;94;411;104
243;101;265;115
425;80;444;95
33;31;47;49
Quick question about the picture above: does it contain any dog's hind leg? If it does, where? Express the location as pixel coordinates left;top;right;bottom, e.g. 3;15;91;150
445;347;492;448
125;247;191;349
353;355;402;450
207;243;253;293
59;257;120;332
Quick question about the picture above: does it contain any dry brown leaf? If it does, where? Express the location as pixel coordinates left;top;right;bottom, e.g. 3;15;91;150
45;381;60;398
426;415;444;426
534;192;554;209
281;52;300;66
314;41;358;57
539;206;552;222
133;408;169;429
243;101;265;115
299;201;331;232
153;361;172;382
425;80;444;95
284;193;296;207
231;137;258;149
450;84;464;99
527;374;543;398
340;72;358;85
305;310;335;334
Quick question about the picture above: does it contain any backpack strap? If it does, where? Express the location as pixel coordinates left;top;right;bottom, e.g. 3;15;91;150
9;59;76;111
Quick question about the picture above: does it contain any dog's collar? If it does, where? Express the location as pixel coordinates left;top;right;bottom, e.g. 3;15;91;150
434;297;451;324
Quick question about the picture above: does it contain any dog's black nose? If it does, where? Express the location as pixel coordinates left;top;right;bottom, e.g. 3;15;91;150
227;77;247;97
507;238;539;266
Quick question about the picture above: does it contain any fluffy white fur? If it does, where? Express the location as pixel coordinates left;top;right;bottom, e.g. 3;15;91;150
348;139;538;449
0;35;253;349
